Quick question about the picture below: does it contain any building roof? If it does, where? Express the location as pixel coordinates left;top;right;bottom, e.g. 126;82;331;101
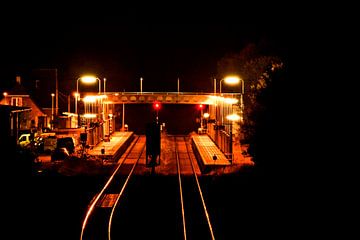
5;82;30;96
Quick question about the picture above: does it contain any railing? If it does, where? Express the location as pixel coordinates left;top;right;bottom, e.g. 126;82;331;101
207;123;232;159
81;91;241;104
86;123;104;146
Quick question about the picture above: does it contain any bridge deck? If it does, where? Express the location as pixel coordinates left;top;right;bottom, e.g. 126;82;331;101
92;91;241;104
191;134;230;172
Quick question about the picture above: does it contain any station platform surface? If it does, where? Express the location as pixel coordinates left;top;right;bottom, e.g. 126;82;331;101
191;134;231;172
87;131;134;160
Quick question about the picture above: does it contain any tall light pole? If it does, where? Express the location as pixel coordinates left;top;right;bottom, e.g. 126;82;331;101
102;77;107;137
219;78;224;94
3;92;8;105
122;103;125;131
200;104;204;129
226;113;241;164
140;77;143;94
76;75;102;127
76;76;102;105
203;112;210;132
214;78;217;95
239;78;245;123
219;76;240;94
177;77;180;94
74;92;79;116
51;93;55;129
77;76;101;95
219;75;242;124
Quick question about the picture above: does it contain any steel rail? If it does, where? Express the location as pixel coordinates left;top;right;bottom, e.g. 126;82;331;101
80;135;141;240
108;137;146;240
183;136;216;240
175;136;187;240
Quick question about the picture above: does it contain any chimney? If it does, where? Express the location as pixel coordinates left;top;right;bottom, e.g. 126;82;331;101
16;76;21;85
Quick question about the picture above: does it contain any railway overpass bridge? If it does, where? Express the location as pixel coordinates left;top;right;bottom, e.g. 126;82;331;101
103;91;239;104
74;91;243;160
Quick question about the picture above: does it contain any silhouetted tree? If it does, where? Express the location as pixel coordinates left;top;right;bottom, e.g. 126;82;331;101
217;43;284;146
246;65;287;167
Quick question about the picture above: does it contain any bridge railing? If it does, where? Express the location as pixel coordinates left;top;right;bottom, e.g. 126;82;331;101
104;91;241;96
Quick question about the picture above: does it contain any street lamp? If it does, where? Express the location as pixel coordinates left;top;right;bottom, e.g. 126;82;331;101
219;76;241;94
203;112;210;131
51;93;55;129
77;75;101;96
226;113;241;164
76;75;102;124
103;78;106;95
218;75;244;123
74;92;79;116
140;77;143;94
221;75;244;116
3;92;8;105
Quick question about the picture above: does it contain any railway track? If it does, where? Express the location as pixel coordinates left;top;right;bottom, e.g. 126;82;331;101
80;135;146;240
175;136;215;240
80;134;215;239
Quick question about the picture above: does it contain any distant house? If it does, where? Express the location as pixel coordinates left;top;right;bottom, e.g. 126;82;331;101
0;104;32;148
0;76;49;130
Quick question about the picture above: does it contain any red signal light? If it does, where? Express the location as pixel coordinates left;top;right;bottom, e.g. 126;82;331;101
153;102;161;110
198;104;204;109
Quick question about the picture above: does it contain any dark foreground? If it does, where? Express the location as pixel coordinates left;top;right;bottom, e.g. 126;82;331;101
3;166;295;240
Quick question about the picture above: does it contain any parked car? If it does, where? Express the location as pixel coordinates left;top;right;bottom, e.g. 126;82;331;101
44;136;57;154
56;137;76;154
51;147;70;161
18;134;31;147
33;136;45;153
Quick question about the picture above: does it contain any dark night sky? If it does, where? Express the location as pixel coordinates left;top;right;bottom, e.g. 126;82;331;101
0;5;288;95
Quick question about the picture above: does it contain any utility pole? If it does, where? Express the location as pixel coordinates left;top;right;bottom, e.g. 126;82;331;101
177;77;180;94
55;68;58;116
68;94;70;113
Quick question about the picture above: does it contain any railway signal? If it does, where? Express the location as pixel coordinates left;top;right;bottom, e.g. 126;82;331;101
153;102;161;123
198;104;204;130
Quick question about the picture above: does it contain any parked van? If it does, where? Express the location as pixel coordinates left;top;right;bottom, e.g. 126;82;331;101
18;134;31;147
56;137;76;154
51;137;76;161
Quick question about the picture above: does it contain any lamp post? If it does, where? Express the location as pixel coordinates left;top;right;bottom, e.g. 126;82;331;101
140;77;143;94
215;75;240;123
122;103;125;131
199;104;204;129
219;76;241;94
77;76;101;96
3;92;8;105
226;113;241;164
203;112;210;132
239;78;245;123
74;92;79;115
51;93;55;129
76;75;102;127
219;79;224;94
103;78;106;95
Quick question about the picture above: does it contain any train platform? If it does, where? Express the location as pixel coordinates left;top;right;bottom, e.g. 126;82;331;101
191;134;231;173
87;131;134;161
